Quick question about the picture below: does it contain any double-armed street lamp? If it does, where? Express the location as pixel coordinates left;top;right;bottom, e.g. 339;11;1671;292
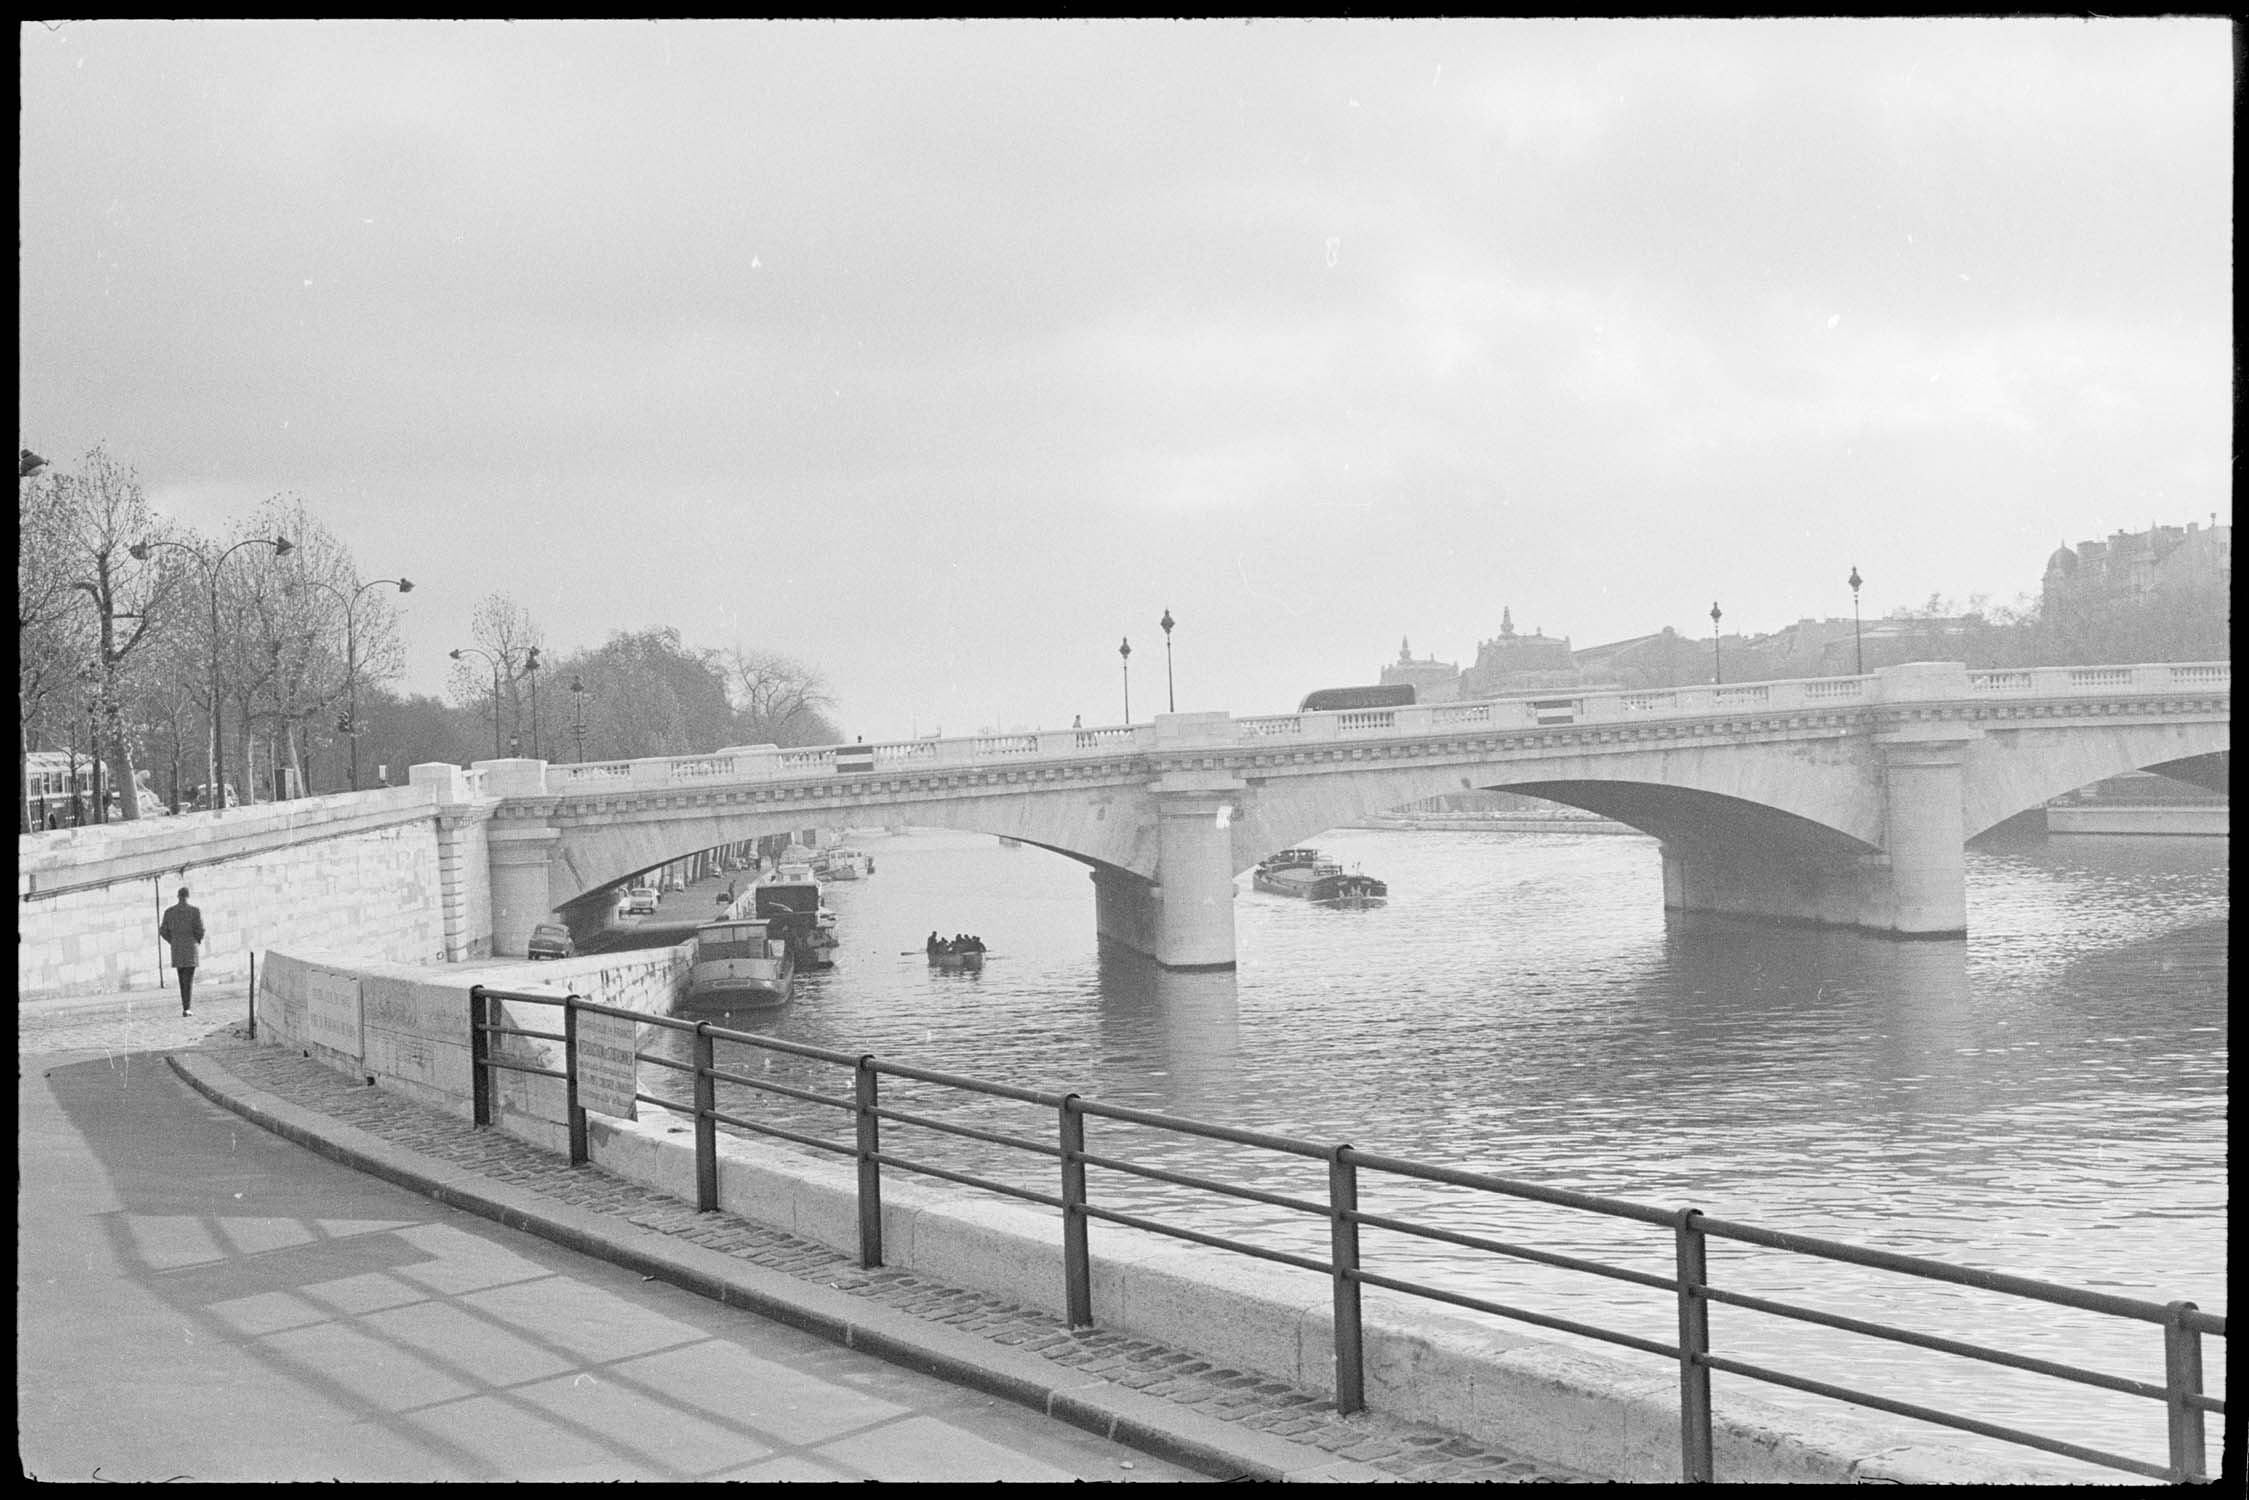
299;575;413;790
1710;601;1724;686
450;645;504;759
1848;565;1865;675
1118;636;1132;724
132;532;294;809
1160;608;1175;713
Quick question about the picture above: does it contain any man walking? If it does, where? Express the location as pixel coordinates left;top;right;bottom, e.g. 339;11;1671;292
159;886;205;1017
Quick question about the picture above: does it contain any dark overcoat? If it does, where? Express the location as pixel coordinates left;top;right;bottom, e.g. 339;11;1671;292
159;900;205;969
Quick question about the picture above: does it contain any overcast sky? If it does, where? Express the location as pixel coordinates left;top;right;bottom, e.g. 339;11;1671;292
19;19;2233;742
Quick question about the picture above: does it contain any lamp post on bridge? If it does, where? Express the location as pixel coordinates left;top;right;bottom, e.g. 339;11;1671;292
297;574;413;790
570;674;587;763
1118;636;1132;724
1710;601;1723;686
131;532;295;809
1848;566;1864;675
1160;608;1175;713
450;645;503;759
525;646;542;758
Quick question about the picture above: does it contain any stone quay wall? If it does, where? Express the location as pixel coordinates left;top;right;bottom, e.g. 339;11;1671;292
19;787;449;1000
252;947;2077;1487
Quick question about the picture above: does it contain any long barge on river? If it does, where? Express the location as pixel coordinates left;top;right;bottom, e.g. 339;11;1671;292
1251;848;1387;906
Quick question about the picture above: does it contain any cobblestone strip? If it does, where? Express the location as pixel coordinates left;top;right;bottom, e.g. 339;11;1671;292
188;1034;1593;1483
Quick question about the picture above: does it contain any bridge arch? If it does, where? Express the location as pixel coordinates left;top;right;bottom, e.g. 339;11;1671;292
1962;723;2231;838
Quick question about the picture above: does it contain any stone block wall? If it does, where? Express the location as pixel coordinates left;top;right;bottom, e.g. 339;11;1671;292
17;788;457;999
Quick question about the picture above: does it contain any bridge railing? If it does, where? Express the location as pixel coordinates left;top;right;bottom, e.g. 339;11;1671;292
529;662;2226;797
469;983;2226;1485
1970;663;2231;696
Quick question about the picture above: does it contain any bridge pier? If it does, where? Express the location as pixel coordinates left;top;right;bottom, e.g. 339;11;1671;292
1660;726;1975;938
1092;776;1243;970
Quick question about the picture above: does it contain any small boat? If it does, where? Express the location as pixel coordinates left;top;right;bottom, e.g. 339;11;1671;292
754;861;839;969
819;846;871;881
928;945;985;972
686;917;795;1008
1252;848;1388;906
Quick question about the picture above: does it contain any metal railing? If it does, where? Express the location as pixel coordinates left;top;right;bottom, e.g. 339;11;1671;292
468;984;2226;1484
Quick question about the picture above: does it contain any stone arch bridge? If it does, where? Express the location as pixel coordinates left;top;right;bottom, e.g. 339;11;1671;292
459;660;2227;969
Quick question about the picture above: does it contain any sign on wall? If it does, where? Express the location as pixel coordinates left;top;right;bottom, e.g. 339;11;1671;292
307;967;365;1059
573;1004;639;1121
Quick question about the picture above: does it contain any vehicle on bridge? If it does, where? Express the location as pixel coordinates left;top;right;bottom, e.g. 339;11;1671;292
1253;848;1388;906
1298;683;1415;713
686;917;794;1008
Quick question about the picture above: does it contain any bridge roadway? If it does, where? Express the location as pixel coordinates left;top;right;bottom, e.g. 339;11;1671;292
457;660;2229;969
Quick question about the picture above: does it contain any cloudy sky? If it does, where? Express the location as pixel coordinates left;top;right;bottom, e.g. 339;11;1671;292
19;19;2232;742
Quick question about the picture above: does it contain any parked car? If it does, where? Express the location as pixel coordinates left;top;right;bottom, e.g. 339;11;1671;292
528;923;574;961
624;886;660;916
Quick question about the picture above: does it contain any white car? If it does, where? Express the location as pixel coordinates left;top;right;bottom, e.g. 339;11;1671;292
623;886;660;916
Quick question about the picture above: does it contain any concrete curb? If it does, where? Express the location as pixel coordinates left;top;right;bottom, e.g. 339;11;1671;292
166;1048;1391;1483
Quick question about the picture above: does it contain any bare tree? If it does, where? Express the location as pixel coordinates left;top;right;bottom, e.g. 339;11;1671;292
18;454;90;828
722;645;840;746
449;593;544;756
42;446;168;819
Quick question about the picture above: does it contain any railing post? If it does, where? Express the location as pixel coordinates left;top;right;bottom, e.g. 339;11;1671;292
246;950;257;1041
1675;1206;1714;1483
692;1023;717;1212
1329;1145;1365;1414
1059;1094;1092;1328
469;985;492;1127
563;994;588;1166
2162;1300;2207;1482
854;1054;883;1269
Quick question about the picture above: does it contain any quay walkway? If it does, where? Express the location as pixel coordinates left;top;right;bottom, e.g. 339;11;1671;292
21;990;1589;1484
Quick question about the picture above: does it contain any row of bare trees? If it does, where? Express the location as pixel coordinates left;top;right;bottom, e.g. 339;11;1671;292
20;444;842;832
19;445;415;829
436;600;841;767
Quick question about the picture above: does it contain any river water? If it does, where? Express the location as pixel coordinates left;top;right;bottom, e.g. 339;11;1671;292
645;824;2227;1478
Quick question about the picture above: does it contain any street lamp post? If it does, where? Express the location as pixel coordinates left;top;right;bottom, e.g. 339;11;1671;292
1848;566;1864;675
300;575;413;791
525;647;542;758
1118;636;1132;724
450;646;503;759
132;533;294;809
570;675;587;763
1710;601;1724;686
1160;608;1175;713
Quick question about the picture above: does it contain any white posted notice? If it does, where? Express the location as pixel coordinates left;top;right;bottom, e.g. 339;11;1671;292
574;1006;639;1121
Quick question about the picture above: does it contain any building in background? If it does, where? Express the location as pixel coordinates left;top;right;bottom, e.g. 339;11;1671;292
1378;638;1464;703
1460;609;1580;697
2044;518;2231;611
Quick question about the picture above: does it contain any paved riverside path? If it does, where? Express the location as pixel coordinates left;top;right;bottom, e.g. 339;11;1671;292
19;994;1591;1483
20;1006;1202;1482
